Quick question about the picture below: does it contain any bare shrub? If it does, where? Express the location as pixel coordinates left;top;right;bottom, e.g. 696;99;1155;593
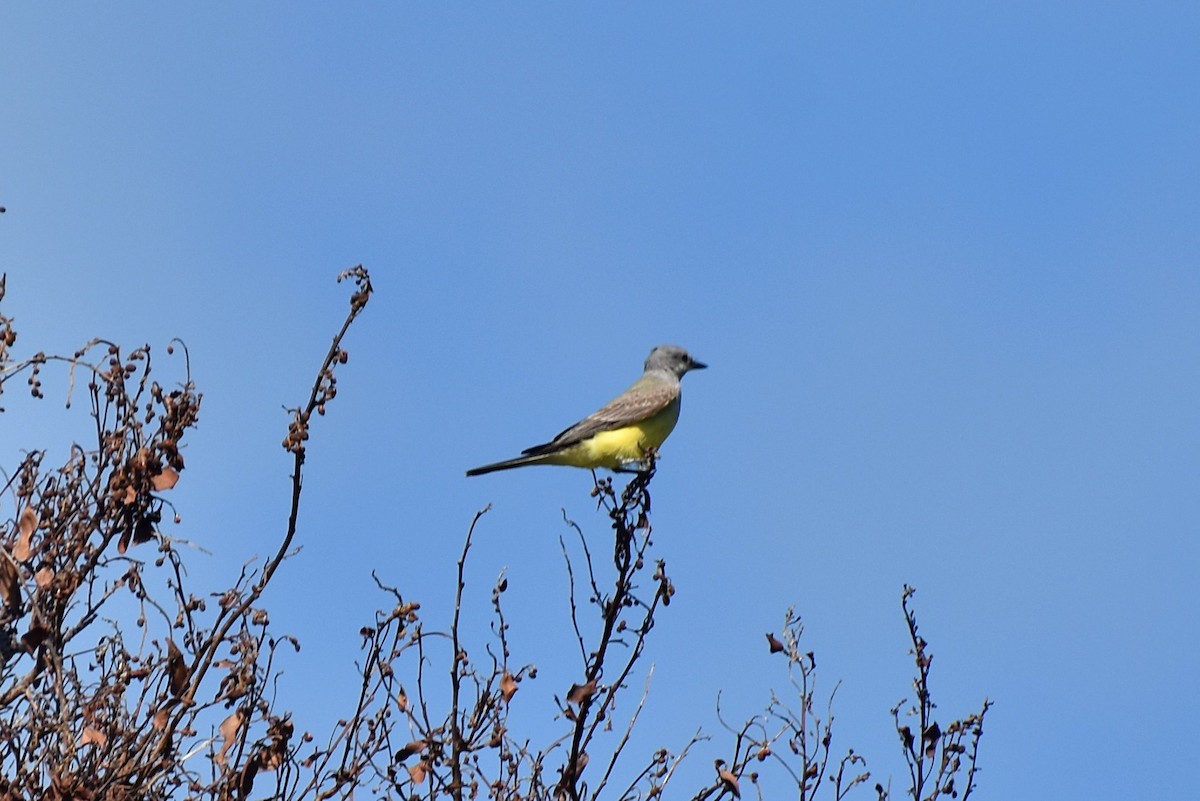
0;269;988;800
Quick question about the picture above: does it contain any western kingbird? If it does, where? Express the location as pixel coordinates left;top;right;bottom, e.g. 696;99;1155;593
466;345;706;476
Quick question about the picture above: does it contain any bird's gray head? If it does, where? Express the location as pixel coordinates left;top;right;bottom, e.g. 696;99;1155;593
645;345;707;378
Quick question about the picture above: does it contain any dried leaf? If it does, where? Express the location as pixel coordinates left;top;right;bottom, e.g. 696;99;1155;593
397;740;426;762
166;640;188;698
221;711;244;739
567;679;597;706
718;767;741;798
34;567;54;588
239;763;258;796
500;672;518;702
215;710;245;765
256;718;294;772
81;726;107;747
923;722;941;758
408;761;428;784
765;633;784;654
152;708;169;731
397;688;409;713
133;447;152;469
18;506;37;540
151;467;179;491
14;508;37;562
0;557;20;614
20;621;50;653
133;514;155;545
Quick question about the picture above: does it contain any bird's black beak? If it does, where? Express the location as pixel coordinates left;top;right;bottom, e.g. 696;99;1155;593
689;357;707;370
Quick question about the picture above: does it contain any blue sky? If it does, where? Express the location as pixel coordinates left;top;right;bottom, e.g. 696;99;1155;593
2;4;1198;799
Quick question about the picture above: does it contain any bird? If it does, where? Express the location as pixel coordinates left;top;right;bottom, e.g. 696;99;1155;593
466;345;706;476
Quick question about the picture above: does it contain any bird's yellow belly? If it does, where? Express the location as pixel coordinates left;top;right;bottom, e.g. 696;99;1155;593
551;401;681;469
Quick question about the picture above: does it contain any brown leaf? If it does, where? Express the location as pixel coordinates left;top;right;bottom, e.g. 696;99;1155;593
221;711;244;739
0;557;20;614
20;621;50;653
766;633;784;654
151;467;179;491
567;679;597;706
500;672;518;703
923;722;941;758
215;710;245;765
17;506;37;540
408;761;428;784
718;768;741;798
152;708;169;731
81;726;107;747
133;447;152;470
397;740;426;762
167;640;189;698
133;514;155;545
14;508;37;562
239;762;258;796
397;688;409;713
34;567;54;588
256;718;294;772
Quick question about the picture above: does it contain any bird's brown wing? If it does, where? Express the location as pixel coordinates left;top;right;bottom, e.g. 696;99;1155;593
521;381;677;456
